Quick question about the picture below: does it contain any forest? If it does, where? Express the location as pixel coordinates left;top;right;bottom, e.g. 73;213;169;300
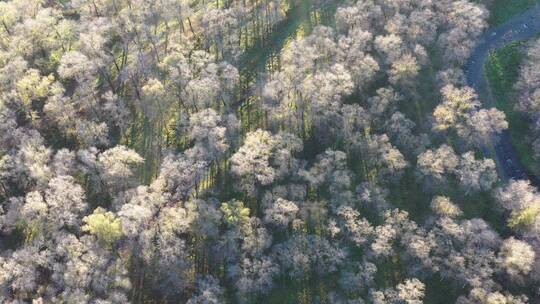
0;0;540;303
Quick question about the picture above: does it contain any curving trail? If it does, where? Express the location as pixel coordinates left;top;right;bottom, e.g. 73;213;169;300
464;2;540;184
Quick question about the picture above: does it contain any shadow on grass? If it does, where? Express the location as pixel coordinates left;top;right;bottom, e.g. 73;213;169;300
488;0;538;26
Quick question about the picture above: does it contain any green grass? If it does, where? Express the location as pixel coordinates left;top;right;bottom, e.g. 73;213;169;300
488;0;538;26
485;41;539;174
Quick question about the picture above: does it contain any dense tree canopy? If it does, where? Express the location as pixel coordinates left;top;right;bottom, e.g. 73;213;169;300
0;0;538;303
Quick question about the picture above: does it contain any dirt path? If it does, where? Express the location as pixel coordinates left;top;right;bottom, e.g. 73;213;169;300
464;1;540;184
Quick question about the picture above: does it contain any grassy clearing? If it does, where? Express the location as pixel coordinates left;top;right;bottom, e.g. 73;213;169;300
487;0;538;26
484;41;539;174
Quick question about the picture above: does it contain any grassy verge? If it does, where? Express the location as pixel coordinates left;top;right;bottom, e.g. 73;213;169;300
487;0;538;26
485;41;539;174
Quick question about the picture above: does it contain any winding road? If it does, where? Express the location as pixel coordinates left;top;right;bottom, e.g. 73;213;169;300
464;2;540;184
